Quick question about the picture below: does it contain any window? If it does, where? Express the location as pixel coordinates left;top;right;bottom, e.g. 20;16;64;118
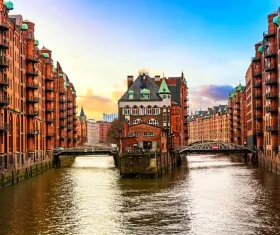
147;106;152;115
141;94;150;99
125;106;130;115
154;120;159;126
139;106;145;115
133;106;138;115
133;119;142;125
163;113;167;122
144;132;148;136
149;132;154;136
128;132;133;137
153;106;158;115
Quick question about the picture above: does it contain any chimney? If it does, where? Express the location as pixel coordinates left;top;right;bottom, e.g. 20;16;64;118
127;75;133;89
155;75;161;87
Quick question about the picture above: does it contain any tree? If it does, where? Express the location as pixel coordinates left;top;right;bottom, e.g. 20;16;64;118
107;118;120;145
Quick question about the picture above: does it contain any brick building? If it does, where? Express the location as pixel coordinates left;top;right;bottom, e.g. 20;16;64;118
228;84;247;145
0;1;83;178
188;105;229;143
118;71;188;152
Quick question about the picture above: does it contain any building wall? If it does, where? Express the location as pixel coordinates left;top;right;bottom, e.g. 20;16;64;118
103;113;118;122
0;2;83;176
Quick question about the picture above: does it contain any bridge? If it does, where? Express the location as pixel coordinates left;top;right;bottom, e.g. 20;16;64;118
177;141;256;154
54;146;117;156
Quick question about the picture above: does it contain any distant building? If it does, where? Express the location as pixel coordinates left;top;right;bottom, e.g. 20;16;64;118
87;119;99;145
86;120;111;145
103;113;118;122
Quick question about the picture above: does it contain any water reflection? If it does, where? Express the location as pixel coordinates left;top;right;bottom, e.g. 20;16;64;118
0;155;280;234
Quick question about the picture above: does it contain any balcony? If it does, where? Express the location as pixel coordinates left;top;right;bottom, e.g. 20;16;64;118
45;86;54;91
265;59;277;71
265;92;277;99
254;105;262;109
254;115;262;120
26;68;38;76
67;118;72;123
0;22;9;32
67;105;73;109
26;55;39;63
73;116;78;120
253;92;262;99
46;118;54;123
264;49;277;59
27;129;39;135
253;81;262;88
234;106;240;110
26;96;39;103
67;98;73;102
266;126;278;132
26;109;39;116
46;76;54;81
46;107;54;112
47;132;55;137
0;76;9;86
60;114;67;120
67;112;73;116
251;56;261;62
60;121;66;128
73;122;78;126
265;78;277;85
68;126;73;130
266;106;278;113
73;129;78;133
253;71;262;77
0;122;10;132
0;39;9;49
67;137;73;140
60;106;67;111
26;82;39;89
60;98;67;103
0;96;10;105
263;31;276;39
233;118;240;123
59;89;66;94
46;97;54;102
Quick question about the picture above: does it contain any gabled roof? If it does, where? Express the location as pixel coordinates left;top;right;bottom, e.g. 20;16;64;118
158;78;171;94
119;74;161;101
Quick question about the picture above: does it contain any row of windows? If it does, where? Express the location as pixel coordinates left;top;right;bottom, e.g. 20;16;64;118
125;106;160;116
127;132;154;137
132;119;159;126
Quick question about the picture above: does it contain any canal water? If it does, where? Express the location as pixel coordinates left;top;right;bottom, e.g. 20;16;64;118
0;155;280;234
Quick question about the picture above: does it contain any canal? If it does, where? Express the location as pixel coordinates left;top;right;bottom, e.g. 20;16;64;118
0;155;280;234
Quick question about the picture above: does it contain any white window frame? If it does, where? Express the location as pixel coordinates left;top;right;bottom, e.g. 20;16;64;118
125;106;130;115
147;106;152;115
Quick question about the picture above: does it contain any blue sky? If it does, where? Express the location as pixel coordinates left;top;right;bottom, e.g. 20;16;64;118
12;0;280;118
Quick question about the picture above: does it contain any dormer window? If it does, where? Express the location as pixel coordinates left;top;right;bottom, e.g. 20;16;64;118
140;88;150;100
128;90;134;100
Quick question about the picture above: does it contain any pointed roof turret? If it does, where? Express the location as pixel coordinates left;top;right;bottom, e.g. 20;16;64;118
80;106;85;117
158;78;171;94
236;82;242;91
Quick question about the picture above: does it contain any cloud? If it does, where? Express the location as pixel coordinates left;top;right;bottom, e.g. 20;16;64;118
77;89;117;120
189;84;234;112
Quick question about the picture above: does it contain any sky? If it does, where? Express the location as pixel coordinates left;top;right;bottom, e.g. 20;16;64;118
12;0;280;119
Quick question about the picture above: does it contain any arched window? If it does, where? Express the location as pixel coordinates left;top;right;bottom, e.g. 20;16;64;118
148;119;154;125
147;106;152;115
153;106;158;115
133;106;138;115
133;119;142;125
125;106;130;115
139;106;145;115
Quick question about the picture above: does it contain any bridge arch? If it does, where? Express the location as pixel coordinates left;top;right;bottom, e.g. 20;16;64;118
179;140;256;154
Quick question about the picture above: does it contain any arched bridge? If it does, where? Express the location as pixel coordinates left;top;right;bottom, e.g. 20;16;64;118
177;141;256;154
